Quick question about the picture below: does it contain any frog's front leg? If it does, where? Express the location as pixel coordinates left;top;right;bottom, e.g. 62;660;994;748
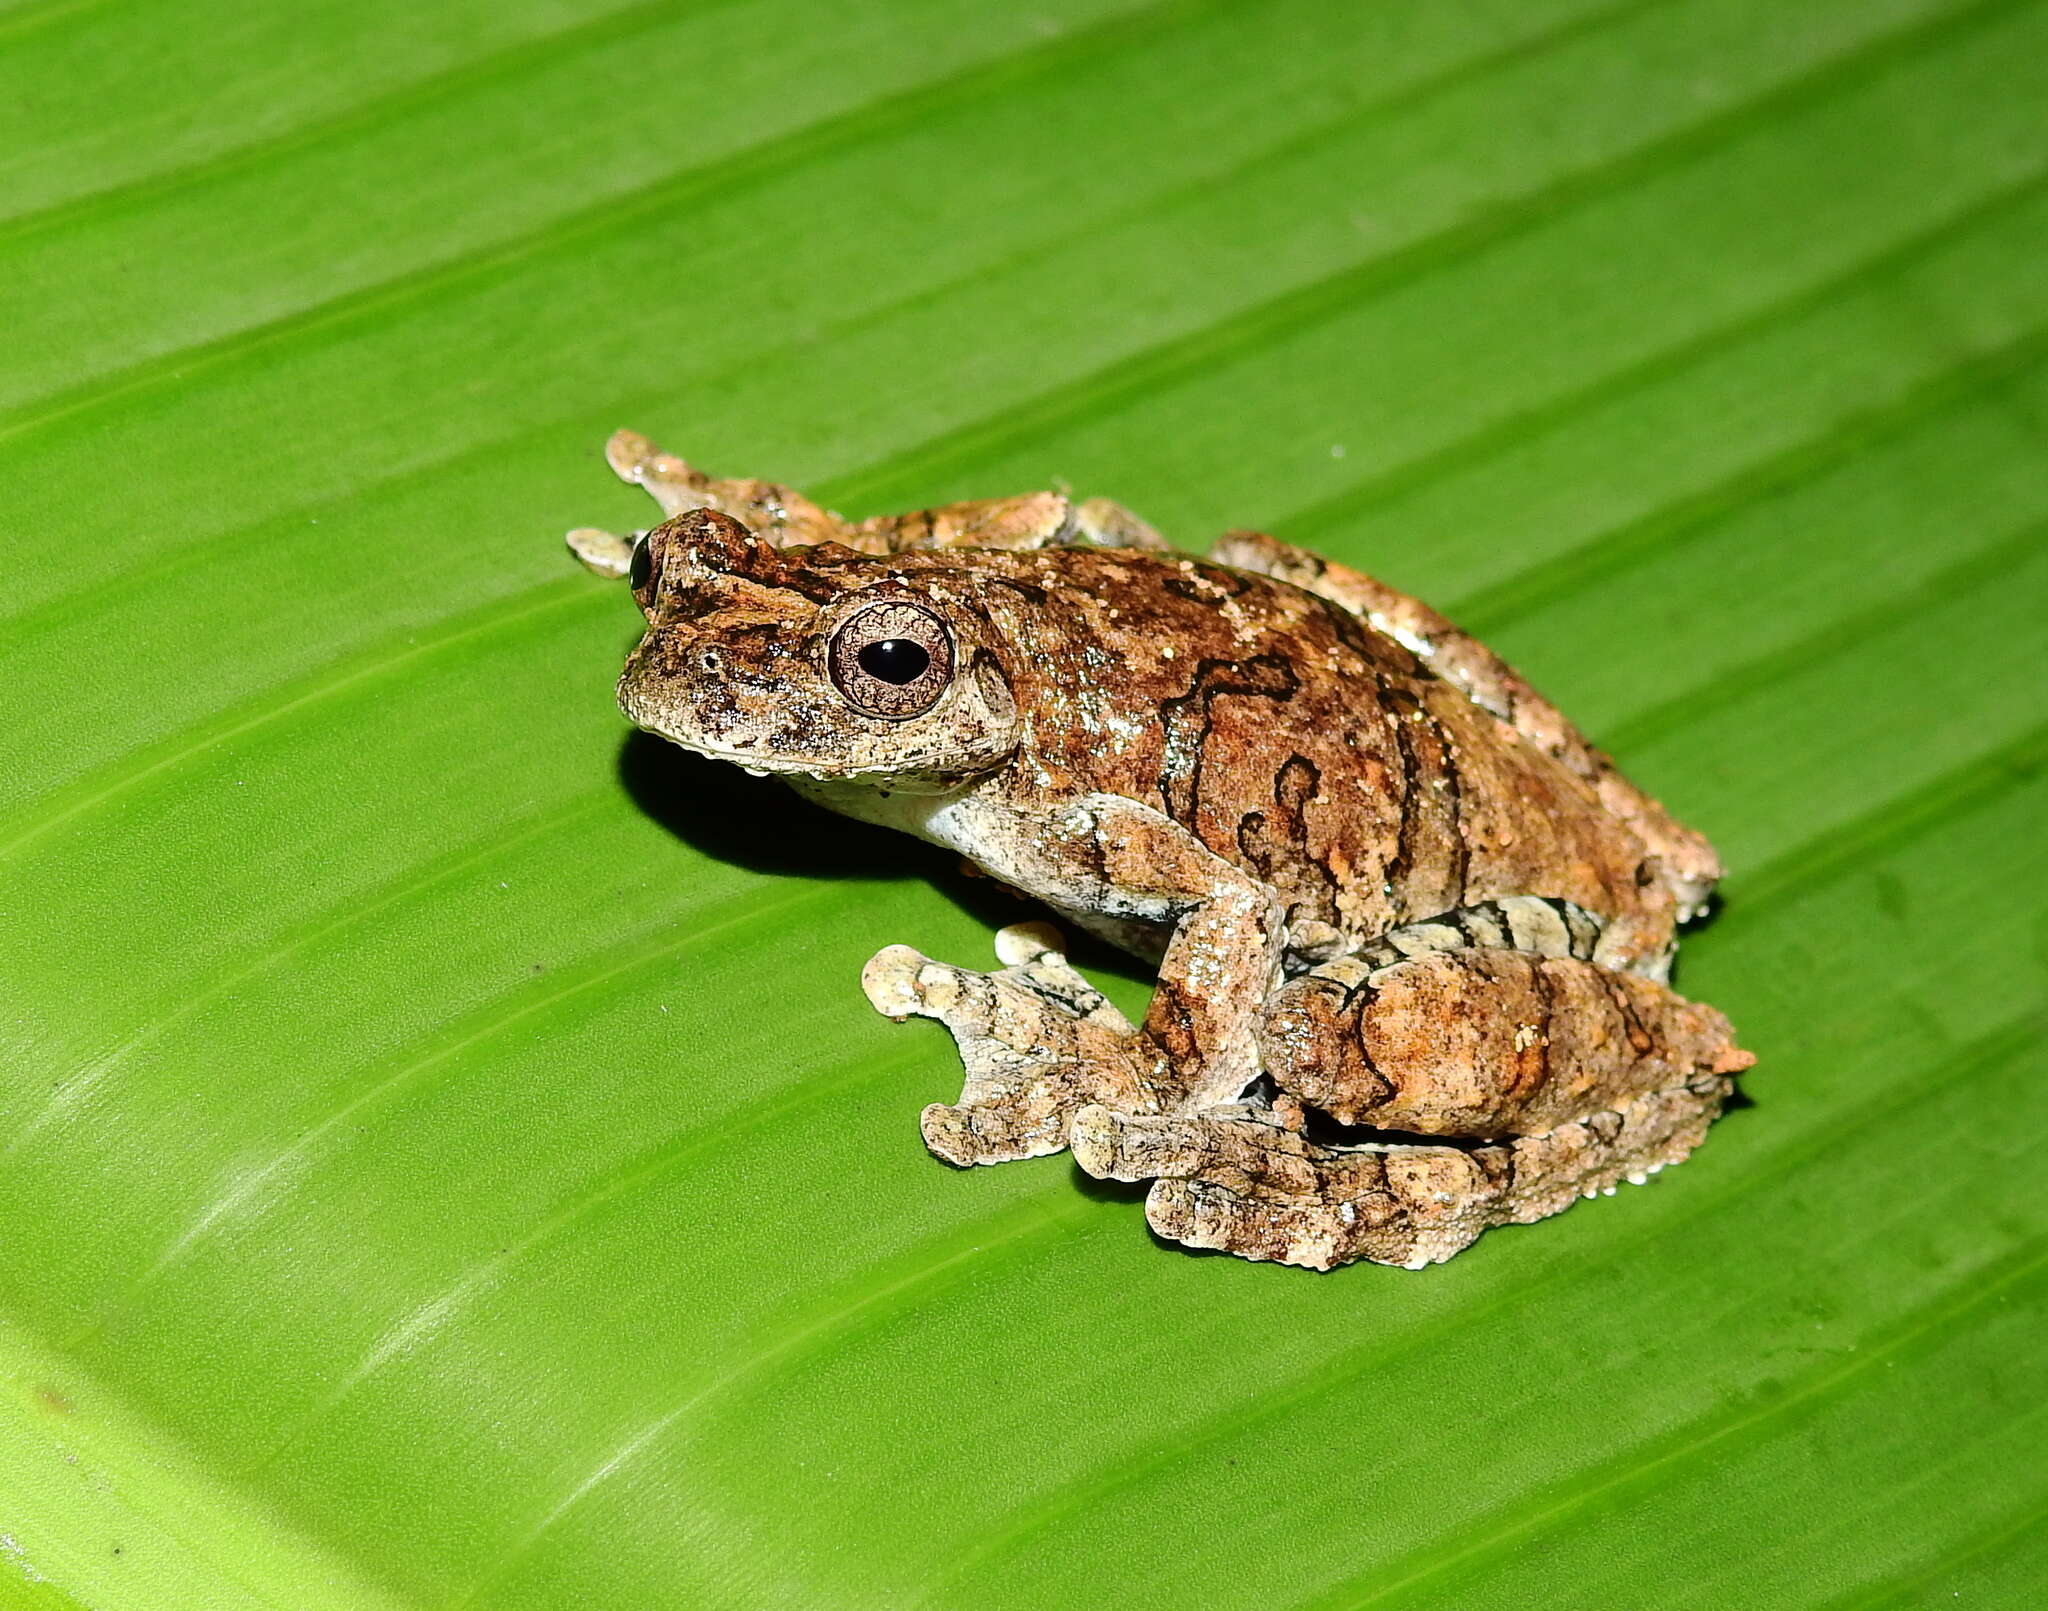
1069;791;1289;1111
864;792;1286;1166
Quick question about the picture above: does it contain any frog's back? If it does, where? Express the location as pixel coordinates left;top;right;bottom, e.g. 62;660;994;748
967;546;1685;971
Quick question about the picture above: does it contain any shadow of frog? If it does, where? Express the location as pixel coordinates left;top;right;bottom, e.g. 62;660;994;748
615;728;1152;992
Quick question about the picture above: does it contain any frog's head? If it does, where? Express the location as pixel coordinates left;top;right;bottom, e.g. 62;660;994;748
615;509;1021;789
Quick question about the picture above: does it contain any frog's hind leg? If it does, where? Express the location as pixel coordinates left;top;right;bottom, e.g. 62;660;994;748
861;923;1157;1166
1260;940;1750;1140
1069;930;1752;1268
1070;1074;1731;1270
1210;529;1721;919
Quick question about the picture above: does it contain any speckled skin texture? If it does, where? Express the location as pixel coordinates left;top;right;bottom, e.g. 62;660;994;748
569;432;1752;1270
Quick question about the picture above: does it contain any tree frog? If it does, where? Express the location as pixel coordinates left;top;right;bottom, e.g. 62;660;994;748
567;432;1752;1269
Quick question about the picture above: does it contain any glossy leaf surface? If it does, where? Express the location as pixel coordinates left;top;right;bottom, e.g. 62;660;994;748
1;1;2044;1605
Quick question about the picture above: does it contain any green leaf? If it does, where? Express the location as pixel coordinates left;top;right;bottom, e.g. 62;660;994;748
3;0;2044;1605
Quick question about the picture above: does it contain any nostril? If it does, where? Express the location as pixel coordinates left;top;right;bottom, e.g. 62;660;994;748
697;647;722;674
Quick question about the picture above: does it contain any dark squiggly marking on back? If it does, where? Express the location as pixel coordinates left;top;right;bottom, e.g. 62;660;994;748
1157;654;1301;829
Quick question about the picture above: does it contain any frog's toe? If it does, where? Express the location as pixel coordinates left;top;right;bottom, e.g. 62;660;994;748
1069;1105;1321;1194
860;943;932;1020
919;1101;981;1165
603;428;670;484
920;1099;1072;1167
993;926;1135;1034
862;941;1111;1042
1144;1179;1359;1272
565;526;636;578
992;920;1064;967
859;946;1009;1035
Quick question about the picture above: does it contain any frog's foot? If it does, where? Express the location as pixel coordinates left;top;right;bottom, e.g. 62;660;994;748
599;429;847;547
861;923;1159;1167
1070;1073;1731;1270
601;429;726;520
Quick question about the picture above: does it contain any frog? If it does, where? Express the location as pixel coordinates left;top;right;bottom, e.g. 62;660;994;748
566;430;1753;1270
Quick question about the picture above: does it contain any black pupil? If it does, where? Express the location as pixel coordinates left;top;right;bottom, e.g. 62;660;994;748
627;536;653;591
858;638;930;685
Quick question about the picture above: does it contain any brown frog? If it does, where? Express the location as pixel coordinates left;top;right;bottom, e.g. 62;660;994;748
567;432;1753;1270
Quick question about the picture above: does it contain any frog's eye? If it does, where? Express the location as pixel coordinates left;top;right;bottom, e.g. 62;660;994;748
627;532;660;613
828;600;953;719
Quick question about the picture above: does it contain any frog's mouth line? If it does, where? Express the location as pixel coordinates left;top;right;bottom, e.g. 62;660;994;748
630;724;887;785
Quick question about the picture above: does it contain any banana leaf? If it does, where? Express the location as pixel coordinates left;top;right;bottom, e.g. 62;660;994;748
1;0;2043;1605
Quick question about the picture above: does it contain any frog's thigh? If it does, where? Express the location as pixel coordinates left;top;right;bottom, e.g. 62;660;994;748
861;925;1147;1167
1074;1076;1732;1270
1261;945;1753;1138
